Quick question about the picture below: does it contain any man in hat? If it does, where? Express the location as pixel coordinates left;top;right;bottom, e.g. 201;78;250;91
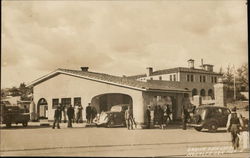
226;107;244;150
52;106;61;129
146;105;151;129
67;104;75;128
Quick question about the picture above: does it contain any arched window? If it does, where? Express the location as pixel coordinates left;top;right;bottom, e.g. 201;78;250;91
192;88;198;96
208;89;214;99
200;89;206;97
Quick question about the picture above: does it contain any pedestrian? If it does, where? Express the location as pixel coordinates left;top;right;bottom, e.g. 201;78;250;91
153;105;158;126
86;103;92;124
146;105;151;129
61;104;67;123
91;106;97;124
52;106;61;129
182;107;189;130
67;104;74;128
166;104;172;122
125;106;134;130
226;107;244;150
158;105;164;129
76;104;83;123
73;104;78;123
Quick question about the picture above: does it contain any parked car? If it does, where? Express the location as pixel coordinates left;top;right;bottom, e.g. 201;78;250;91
188;105;231;132
94;104;130;128
0;101;30;127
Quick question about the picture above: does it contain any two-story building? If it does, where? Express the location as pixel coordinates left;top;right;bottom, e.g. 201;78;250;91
127;59;222;99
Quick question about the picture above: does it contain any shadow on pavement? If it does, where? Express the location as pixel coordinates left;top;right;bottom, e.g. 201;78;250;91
0;124;51;130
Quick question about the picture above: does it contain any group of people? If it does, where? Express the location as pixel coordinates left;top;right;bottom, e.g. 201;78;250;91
86;103;97;124
52;104;83;129
145;104;172;129
125;106;136;130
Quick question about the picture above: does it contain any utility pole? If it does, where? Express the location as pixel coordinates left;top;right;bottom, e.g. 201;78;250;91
233;65;236;101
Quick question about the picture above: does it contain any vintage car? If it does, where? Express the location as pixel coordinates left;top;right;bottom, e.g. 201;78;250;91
187;105;231;132
94;104;130;128
0;101;30;127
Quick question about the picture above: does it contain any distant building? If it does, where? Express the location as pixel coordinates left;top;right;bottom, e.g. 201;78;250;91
127;59;222;99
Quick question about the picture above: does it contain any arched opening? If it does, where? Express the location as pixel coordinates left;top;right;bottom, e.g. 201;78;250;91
200;89;206;97
37;98;48;120
91;93;133;114
192;88;198;97
208;89;214;99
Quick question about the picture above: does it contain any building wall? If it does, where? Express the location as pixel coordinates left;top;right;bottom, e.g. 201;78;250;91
137;73;179;82
33;74;145;124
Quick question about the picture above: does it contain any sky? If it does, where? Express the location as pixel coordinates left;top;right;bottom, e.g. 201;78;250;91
1;0;248;88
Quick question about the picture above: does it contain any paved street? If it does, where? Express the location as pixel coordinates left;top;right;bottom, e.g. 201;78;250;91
0;122;249;157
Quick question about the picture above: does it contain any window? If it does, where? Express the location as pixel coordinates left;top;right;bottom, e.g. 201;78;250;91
52;98;59;109
211;76;214;83
187;75;190;82
170;75;172;81
74;97;81;106
215;77;217;83
191;75;194;82
203;76;206;82
173;75;176;81
61;98;71;108
159;76;162;80
200;75;202;82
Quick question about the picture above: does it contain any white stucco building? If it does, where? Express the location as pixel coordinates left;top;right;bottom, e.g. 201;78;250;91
27;67;190;127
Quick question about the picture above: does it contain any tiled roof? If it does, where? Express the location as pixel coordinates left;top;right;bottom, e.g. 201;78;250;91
57;68;188;92
127;67;222;78
27;68;188;93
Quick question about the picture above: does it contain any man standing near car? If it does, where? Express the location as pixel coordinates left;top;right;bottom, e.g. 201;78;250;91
86;103;92;124
125;106;134;130
67;104;74;128
226;107;244;150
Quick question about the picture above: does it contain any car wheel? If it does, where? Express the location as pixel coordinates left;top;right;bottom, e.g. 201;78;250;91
107;121;114;128
6;123;11;127
208;122;218;132
194;127;203;131
22;122;28;127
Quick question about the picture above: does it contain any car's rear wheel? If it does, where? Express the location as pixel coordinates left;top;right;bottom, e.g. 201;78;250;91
22;122;28;127
208;122;218;132
6;123;11;127
107;120;114;128
194;127;203;131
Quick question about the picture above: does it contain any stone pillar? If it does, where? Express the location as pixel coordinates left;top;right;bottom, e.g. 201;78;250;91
134;94;146;129
193;95;202;106
214;78;227;107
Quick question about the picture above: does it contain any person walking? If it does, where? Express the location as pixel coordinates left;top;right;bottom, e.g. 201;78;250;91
146;105;151;129
153;105;158;126
125;106;134;130
52;106;61;129
76;105;83;123
67;104;74;128
86;103;92;124
226;107;244;150
182;107;189;130
60;104;67;123
158;105;164;129
91;106;97;124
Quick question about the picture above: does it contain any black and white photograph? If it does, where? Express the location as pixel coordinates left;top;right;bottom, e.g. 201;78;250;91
1;0;249;157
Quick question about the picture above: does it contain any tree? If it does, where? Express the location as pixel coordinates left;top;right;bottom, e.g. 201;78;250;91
236;63;248;91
